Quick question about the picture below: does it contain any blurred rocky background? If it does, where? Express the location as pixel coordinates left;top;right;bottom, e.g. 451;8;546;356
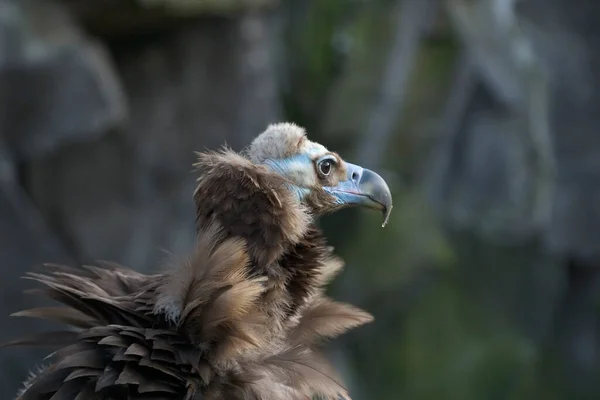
1;0;600;398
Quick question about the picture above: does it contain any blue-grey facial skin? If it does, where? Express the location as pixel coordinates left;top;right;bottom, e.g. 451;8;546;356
265;155;393;226
323;162;393;226
264;154;312;200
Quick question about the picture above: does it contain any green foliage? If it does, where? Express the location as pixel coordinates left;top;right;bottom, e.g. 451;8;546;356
321;0;400;143
339;190;453;290
281;0;351;131
401;282;535;400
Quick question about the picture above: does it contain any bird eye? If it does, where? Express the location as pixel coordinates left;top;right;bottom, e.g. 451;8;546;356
318;158;334;176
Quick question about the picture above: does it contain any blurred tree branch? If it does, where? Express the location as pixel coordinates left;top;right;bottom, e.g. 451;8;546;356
423;50;475;207
357;0;440;169
425;0;555;244
447;0;555;236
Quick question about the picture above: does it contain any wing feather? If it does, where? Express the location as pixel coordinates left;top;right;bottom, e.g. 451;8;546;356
288;297;373;346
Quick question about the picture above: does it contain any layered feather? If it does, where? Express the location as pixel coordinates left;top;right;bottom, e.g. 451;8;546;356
5;221;372;399
6;132;376;399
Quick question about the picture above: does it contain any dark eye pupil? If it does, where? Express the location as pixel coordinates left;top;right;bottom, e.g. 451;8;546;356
320;160;331;175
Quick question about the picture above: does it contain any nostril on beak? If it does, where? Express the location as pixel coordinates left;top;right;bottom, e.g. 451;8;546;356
351;171;360;182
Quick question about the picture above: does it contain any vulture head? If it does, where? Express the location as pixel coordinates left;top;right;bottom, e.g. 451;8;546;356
246;122;393;225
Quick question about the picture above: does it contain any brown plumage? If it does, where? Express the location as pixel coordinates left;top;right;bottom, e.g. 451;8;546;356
3;122;392;400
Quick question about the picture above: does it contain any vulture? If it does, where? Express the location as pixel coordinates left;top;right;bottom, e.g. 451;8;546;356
4;122;393;400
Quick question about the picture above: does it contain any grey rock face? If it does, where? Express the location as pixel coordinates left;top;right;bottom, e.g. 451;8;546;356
0;0;127;394
0;0;280;395
0;0;126;160
26;12;281;272
0;183;74;396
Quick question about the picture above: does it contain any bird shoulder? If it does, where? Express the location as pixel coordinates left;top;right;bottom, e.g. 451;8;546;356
193;148;311;269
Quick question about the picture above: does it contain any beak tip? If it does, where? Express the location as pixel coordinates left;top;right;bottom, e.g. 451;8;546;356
356;167;393;227
381;204;393;227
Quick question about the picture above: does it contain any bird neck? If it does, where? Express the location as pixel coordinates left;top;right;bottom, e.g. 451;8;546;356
192;150;333;316
193;149;311;268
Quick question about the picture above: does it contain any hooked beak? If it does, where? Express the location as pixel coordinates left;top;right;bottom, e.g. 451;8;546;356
324;162;393;227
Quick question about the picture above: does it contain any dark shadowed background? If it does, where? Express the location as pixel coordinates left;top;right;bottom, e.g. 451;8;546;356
1;0;600;398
